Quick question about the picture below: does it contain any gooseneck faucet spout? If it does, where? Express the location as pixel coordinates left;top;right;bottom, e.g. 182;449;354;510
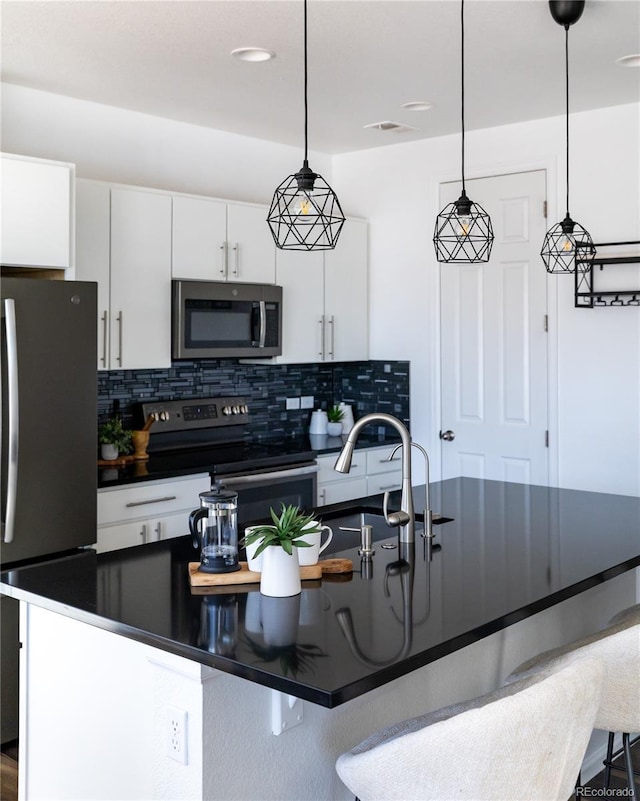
334;413;415;543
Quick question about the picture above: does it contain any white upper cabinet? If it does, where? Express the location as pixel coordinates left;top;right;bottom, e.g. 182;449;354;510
1;153;74;269
110;187;172;370
172;195;275;284
254;218;368;364
324;218;369;362
75;180;111;369
74;180;172;370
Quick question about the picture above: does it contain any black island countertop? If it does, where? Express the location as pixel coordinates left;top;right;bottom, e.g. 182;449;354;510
2;478;639;708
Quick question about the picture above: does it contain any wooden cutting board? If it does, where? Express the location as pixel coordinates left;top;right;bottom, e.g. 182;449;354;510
188;558;352;588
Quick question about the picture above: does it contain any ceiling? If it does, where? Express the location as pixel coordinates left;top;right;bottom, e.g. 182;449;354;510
1;0;639;155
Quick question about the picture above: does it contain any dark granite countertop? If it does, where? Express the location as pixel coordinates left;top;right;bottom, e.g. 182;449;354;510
97;433;402;489
2;478;639;708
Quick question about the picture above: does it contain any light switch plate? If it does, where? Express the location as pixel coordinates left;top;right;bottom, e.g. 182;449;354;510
300;396;314;409
285;397;301;410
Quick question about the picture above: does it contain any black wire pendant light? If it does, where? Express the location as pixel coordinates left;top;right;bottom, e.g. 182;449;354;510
541;0;595;274
267;0;345;251
433;0;494;264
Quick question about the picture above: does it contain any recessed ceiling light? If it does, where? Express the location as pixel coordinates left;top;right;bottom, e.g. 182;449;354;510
401;101;433;112
616;54;640;68
231;47;276;63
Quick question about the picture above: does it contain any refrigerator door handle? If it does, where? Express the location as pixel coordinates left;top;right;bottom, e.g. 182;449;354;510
2;299;19;544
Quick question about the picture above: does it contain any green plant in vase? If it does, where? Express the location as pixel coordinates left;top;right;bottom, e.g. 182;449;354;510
241;504;322;597
326;404;344;437
98;417;133;460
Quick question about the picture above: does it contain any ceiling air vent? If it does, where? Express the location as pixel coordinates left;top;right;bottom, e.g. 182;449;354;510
363;121;418;134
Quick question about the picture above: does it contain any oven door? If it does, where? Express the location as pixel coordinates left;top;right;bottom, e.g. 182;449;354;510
220;463;319;528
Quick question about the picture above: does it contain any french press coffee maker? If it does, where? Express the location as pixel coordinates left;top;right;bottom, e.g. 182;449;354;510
189;485;240;573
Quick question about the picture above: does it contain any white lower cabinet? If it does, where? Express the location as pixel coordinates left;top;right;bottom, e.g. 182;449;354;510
316;445;402;506
97;474;210;554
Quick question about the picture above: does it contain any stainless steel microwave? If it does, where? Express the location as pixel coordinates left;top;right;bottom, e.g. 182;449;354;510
172;280;283;359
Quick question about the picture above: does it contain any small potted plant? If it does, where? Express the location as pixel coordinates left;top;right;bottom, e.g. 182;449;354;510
241;504;321;597
98;417;133;461
326;404;344;437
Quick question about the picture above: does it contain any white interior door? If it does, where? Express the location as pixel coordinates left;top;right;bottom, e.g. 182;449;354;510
440;170;549;484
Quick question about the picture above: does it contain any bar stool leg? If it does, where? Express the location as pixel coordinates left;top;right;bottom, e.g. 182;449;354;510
622;733;638;801
603;731;615;790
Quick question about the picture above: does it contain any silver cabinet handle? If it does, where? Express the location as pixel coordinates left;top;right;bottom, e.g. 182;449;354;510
328;315;335;359
232;242;239;277
223;464;319;487
258;300;266;348
220;242;227;277
319;489;327;505
125;495;177;508
2;299;19;544
140;524;147;543
116;311;123;366
378;484;401;491
381;457;401;463
319;316;325;359
153;522;162;541
100;311;108;367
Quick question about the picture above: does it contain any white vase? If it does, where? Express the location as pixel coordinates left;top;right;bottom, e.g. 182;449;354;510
326;421;343;437
260;545;301;597
100;443;118;461
260;545;302;598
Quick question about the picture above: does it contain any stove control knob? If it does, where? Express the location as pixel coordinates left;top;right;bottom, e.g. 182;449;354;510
222;406;232;415
161;411;170;421
241;404;248;414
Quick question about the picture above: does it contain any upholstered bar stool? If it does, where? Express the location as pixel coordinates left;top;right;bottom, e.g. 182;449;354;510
504;609;640;799
336;659;603;801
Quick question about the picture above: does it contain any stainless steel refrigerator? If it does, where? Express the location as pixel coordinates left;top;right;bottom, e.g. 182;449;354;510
1;277;97;743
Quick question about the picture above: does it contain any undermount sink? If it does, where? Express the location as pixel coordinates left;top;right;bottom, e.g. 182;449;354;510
317;506;454;556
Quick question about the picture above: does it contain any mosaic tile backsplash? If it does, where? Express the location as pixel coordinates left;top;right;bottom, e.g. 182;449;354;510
98;360;410;441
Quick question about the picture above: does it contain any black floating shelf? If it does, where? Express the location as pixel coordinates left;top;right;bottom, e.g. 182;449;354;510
575;241;640;308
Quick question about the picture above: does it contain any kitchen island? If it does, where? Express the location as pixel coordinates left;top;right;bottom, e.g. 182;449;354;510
2;478;639;800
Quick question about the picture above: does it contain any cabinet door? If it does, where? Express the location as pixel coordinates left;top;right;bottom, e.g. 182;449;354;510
367;472;402;496
1;154;72;268
110;188;172;369
324;219;368;361
96;520;150;554
154;512;191;542
275;249;324;363
75;180;111;370
318;478;368;507
226;202;276;284
172;195;227;280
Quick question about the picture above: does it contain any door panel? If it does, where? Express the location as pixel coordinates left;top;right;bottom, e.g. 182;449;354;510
440;170;548;484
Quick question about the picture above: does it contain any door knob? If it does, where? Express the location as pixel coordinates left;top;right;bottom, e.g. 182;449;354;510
439;430;455;441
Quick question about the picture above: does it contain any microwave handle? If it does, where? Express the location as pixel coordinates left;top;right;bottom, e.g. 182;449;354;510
258;301;266;348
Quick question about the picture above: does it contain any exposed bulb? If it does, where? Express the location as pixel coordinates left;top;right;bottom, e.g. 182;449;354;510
456;215;472;238
293;192;313;216
561;236;573;252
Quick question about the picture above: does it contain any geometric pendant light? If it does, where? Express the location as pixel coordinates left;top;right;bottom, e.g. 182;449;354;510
267;0;345;251
433;0;494;263
541;0;595;274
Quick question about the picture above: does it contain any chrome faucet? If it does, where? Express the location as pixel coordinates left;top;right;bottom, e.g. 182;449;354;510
334;413;415;543
388;441;435;560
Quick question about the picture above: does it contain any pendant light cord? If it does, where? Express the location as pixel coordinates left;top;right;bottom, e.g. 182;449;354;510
565;24;570;216
460;0;466;194
303;0;309;165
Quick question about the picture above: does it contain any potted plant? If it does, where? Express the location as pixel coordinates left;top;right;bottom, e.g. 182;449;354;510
241;504;321;597
326;404;344;437
98;417;133;461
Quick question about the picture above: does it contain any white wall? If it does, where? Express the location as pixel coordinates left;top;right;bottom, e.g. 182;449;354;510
0;83;332;204
333;103;640;496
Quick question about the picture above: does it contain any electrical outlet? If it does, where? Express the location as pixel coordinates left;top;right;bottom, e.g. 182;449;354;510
166;705;188;765
285;397;301;410
300;396;314;409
